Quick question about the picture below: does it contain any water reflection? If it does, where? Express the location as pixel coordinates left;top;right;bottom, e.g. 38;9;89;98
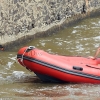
0;16;100;99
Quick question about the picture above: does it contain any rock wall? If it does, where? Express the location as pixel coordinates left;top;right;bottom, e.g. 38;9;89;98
0;0;100;47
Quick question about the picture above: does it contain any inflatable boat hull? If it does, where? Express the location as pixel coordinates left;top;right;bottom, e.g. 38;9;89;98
17;46;100;83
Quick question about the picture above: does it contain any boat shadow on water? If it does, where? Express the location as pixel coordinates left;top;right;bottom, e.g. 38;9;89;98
13;75;100;99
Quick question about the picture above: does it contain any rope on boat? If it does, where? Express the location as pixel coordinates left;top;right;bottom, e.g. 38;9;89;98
18;46;35;72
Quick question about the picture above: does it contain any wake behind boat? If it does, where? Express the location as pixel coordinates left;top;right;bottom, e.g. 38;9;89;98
17;46;100;84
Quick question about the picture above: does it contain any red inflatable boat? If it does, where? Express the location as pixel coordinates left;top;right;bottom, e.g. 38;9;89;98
17;46;100;84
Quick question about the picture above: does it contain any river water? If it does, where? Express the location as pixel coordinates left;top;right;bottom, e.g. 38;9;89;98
1;16;100;100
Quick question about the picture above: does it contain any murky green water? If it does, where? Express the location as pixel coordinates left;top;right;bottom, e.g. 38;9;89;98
1;16;100;100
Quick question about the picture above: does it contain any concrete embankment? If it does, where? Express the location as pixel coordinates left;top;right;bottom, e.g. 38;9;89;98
0;0;100;49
